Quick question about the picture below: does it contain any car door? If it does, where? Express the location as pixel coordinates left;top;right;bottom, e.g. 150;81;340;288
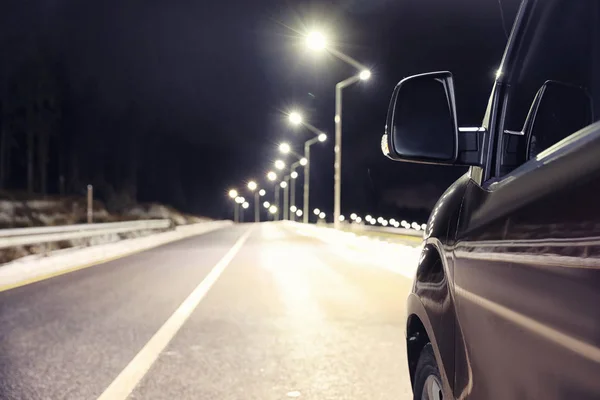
452;1;600;398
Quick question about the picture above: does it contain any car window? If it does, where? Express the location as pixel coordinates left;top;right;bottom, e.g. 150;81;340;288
495;0;600;177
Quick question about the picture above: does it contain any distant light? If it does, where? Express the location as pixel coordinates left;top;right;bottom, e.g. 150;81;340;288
267;171;277;181
401;220;408;226
393;221;400;228
269;205;278;214
365;215;372;221
339;215;345;222
370;219;376;225
291;171;299;179
355;216;362;223
263;201;271;209
279;143;291;154
296;209;303;217
350;213;357;220
411;222;419;230
377;217;383;223
235;196;244;204
228;189;238;199
319;212;326;219
289;112;303;125
300;157;308;166
421;224;427;230
390;218;396;224
318;133;327;142
381;220;388;227
306;31;327;50
314;208;320;215
414;225;421;231
280;181;288;188
247;181;257;191
242;202;249;209
359;69;371;81
275;160;285;170
290;205;297;212
259;189;266;196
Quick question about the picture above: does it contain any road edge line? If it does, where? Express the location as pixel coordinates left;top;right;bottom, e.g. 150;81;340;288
97;226;253;400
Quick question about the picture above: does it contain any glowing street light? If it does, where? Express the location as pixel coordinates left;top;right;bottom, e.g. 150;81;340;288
279;143;291;154
299;157;308;166
359;69;372;81
290;205;297;213
259;189;266;196
339;215;345;222
247;181;257;191
275;160;285;170
280;181;287;189
269;205;278;214
306;31;327;50
318;133;327;142
370;219;376;225
296;209;303;217
365;215;372;222
319;212;326;219
291;171;298;179
242;202;249;209
355;216;362;223
314;208;321;215
350;213;357;221
235;196;244;204
263;201;271;209
289;111;303;125
267;171;277;181
228;189;238;199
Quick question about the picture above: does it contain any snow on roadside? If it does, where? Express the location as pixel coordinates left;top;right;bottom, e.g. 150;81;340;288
286;222;423;279
0;221;232;290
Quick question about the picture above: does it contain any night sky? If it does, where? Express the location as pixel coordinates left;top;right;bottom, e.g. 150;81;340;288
0;0;522;221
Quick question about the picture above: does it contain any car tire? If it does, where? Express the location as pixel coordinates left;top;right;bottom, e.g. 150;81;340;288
413;343;444;400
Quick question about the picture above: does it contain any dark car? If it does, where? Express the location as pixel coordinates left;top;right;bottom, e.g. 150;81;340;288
382;0;600;398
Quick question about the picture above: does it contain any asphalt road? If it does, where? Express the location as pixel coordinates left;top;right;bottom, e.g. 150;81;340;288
0;223;417;399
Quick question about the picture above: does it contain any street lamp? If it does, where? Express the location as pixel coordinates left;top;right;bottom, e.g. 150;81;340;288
306;31;327;50
289;111;303;125
296;209;303;217
259;189;266;196
279;143;291;154
247;180;260;223
228;189;238;199
314;208;321;215
275;160;286;170
242;202;249;209
263;201;271;208
269;205;278;214
304;30;371;229
300;157;308;166
267;171;277;181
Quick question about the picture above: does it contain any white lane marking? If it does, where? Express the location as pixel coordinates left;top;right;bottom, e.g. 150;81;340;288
97;228;252;400
456;285;600;364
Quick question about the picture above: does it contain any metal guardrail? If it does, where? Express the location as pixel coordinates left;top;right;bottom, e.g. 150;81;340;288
0;220;172;249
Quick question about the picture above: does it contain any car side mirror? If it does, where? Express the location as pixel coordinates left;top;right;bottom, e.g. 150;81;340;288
382;71;459;165
523;80;593;159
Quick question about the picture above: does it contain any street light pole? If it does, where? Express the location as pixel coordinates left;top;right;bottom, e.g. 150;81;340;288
334;75;361;229
234;204;239;223
283;176;290;220
274;185;280;221
254;191;260;223
303;141;311;224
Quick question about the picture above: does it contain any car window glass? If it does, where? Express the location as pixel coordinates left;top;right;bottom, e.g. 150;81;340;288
496;0;600;178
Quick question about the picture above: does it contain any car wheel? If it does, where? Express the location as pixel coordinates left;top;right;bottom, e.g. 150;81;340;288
413;343;444;400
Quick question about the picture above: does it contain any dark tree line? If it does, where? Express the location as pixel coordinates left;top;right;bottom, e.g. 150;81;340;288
0;41;202;214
